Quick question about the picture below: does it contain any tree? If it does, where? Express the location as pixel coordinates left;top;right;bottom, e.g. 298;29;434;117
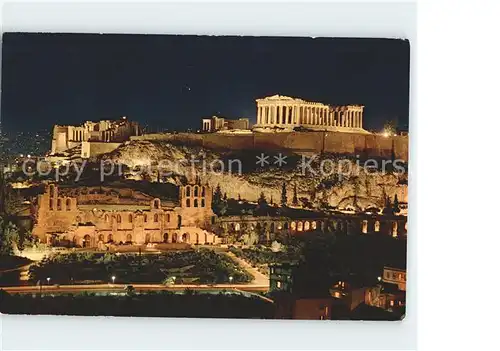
212;184;227;215
257;192;267;207
280;182;287;206
0;218;21;255
212;184;223;207
292;184;299;206
393;195;401;214
382;195;394;215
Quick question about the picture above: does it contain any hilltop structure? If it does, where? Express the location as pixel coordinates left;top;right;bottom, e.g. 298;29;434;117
50;117;141;159
254;95;367;133
201;116;250;132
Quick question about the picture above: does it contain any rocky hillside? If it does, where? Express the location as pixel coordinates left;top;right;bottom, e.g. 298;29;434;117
104;140;408;210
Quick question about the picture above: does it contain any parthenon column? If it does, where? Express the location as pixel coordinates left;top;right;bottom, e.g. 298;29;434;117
284;105;289;124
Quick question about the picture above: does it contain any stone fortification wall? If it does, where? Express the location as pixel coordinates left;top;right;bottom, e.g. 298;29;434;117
131;132;408;161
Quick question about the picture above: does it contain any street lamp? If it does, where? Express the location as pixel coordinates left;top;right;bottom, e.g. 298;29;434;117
172;276;176;284
111;275;116;284
229;276;233;288
47;277;51;285
377;276;382;282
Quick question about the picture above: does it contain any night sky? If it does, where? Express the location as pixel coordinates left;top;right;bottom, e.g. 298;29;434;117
1;33;409;134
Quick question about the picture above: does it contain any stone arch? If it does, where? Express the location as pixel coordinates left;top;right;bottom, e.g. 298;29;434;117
66;199;71;211
291;221;297;230
362;220;368;234
392;222;398;237
235;223;240;231
128;214;133;222
182;233;190;243
311;221;317;230
57;198;62;211
126;234;133;243
186;185;191;197
374;220;381;232
154;199;160;209
304;221;310;231
107;234;114;243
83;234;91;248
172;233;178;243
154;213;159;222
195;233;200;244
194;185;199;197
194;199;199;207
76;216;82;223
201;186;206;196
163;233;169;243
116;215;122;223
145;233;151;244
166;213;171;222
186;198;191;207
201;199;205;207
98;234;104;243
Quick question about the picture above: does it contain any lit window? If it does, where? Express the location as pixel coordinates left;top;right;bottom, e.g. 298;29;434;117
277;281;282;288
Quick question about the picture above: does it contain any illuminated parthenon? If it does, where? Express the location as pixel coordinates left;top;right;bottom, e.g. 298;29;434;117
254;95;366;132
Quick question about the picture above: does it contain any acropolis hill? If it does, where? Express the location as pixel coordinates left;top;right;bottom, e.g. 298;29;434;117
48;95;408;161
134;95;408;161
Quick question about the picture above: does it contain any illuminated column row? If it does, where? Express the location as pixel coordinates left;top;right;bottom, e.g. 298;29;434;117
257;103;364;129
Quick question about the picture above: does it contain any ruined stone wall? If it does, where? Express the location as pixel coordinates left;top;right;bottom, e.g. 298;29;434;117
130;132;408;161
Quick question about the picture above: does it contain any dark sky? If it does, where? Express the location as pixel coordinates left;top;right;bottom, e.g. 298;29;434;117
1;33;409;133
